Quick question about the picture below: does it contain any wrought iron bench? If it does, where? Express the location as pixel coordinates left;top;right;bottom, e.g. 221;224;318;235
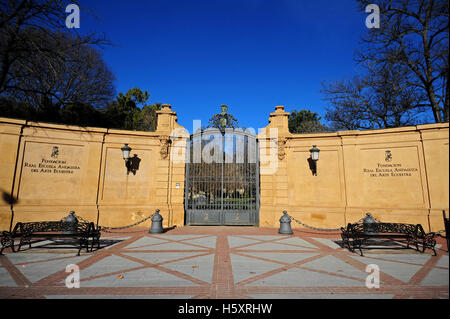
0;213;101;256
341;214;436;256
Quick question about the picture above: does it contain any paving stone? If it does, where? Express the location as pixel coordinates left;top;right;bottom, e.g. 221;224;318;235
153;235;207;240
122;252;206;265
80;267;199;287
249;267;365;287
361;253;432;265
99;240;125;250
6;252;77;265
349;255;422;283
79;255;143;279
0;267;18;287
102;237;131;241
123;236;169;249
237;242;313;251
311;237;342;249
420;268;450;286
240;235;285;241
275;237;318;248
228;236;261;248
435;255;449;268
230;253;283;283
238;252;319;264
162;253;215;283
137;242;205;250
301;255;368;281
18;255;90;283
182;236;217;248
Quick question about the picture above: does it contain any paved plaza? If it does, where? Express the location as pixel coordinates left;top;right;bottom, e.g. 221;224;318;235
0;226;448;299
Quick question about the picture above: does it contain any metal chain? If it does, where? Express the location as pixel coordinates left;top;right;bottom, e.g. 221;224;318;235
433;229;447;237
285;212;382;233
286;213;342;232
73;209;159;233
287;211;447;237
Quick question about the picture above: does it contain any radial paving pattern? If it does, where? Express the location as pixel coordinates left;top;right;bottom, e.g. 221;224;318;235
0;227;448;299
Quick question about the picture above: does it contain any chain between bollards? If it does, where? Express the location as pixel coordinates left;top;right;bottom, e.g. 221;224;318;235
73;209;161;233
280;211;343;233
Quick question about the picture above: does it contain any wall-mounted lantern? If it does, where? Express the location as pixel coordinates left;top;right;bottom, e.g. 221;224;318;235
121;143;132;175
309;145;320;176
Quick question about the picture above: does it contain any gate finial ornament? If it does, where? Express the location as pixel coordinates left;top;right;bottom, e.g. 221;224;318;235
220;104;228;132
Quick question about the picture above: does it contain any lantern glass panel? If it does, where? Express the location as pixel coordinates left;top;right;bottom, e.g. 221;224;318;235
121;144;131;160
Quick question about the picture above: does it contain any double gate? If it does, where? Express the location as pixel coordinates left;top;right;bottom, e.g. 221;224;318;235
184;128;260;225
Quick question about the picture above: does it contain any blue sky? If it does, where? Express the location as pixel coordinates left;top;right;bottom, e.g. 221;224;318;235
79;0;368;131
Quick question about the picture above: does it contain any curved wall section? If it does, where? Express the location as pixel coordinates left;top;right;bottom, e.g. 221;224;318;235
0;104;448;233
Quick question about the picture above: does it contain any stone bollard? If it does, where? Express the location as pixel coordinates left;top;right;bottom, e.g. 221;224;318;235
62;211;78;234
362;212;377;234
149;209;163;234
278;210;293;235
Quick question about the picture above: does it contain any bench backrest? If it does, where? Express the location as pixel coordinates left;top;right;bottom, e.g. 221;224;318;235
347;222;424;236
13;221;93;235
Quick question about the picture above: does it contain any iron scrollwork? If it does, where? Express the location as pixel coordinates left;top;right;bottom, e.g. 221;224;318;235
341;216;437;256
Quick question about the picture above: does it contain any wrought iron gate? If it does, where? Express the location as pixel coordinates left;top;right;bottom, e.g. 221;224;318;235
184;129;260;225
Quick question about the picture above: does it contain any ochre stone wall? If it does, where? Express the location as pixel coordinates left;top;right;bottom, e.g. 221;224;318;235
259;106;449;233
0;104;187;231
0;105;448;233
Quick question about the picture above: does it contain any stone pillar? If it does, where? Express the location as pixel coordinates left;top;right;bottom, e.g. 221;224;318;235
155;104;188;227
258;106;291;226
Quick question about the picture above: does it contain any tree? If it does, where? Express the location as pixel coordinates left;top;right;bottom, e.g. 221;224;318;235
288;109;329;133
104;88;161;131
2;28;115;115
356;0;449;123
132;103;162;132
59;102;108;127
0;0;109;94
322;60;430;130
0;97;36;119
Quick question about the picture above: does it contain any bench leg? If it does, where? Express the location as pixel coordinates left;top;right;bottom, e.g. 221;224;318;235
357;239;364;256
347;239;354;253
77;241;83;256
1;234;14;254
432;246;437;256
90;235;100;252
77;238;87;256
422;240;437;256
341;234;350;251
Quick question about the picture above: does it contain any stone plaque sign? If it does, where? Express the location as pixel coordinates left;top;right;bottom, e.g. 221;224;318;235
19;142;83;200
